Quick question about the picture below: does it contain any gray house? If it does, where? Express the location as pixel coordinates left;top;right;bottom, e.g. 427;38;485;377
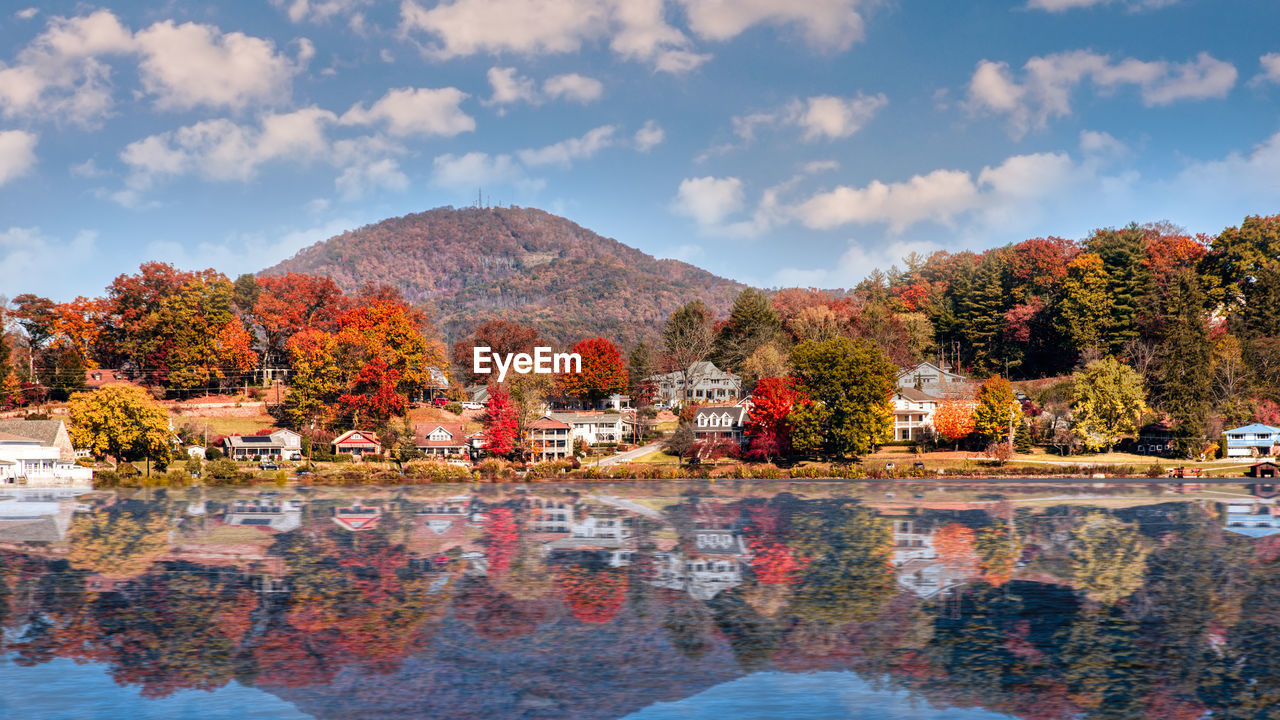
648;361;742;405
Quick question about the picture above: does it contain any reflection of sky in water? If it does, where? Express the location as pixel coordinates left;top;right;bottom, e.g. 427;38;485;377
0;657;315;720
623;672;1018;720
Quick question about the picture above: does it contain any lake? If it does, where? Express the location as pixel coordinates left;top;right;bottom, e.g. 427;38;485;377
0;480;1272;719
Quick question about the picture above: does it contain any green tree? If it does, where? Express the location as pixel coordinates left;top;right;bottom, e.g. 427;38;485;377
1070;358;1148;451
67;384;172;468
789;504;894;625
1070;513;1150;604
1085;225;1148;353
666;423;695;459
786;402;829;458
1156;271;1213;458
1054;252;1114;355
953;256;1008;373
1203;213;1280;312
973;376;1021;446
712;288;783;371
788;337;896;458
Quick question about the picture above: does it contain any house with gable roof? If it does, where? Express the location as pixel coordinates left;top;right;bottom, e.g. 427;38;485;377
1224;423;1280;457
693;405;747;445
332;430;381;457
897;361;971;398
414;423;469;457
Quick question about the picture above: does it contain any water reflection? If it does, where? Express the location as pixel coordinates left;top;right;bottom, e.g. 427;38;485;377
0;481;1276;719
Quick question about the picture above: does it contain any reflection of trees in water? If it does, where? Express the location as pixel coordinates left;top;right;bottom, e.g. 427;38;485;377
7;490;1280;719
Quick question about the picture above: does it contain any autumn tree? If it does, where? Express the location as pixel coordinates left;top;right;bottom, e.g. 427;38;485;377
253;273;347;366
934;398;977;449
67;384;172;469
1070;358;1147;452
739;342;791;393
973;376;1021;447
662;300;715;405
744;377;806;460
481;383;520;456
560;337;627;405
283;328;341;429
789;337;896;458
1070;513;1150;604
452;319;543;386
1054;253;1114;356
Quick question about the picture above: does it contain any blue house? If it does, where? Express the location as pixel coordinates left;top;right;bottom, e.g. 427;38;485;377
1224;423;1280;458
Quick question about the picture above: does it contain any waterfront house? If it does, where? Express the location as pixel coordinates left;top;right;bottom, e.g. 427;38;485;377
647;361;742;405
224;429;303;461
414;423;469;457
0;428;93;488
1224;423;1280;457
549;412;624;446
1136;420;1174;455
0;419;77;461
332;430;381;457
693;405;747;445
892;388;939;441
528;416;572;460
896;361;970;397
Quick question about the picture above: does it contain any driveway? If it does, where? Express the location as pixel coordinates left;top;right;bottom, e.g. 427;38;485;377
590;441;665;467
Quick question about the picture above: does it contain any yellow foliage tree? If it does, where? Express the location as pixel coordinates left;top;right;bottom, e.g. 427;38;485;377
67;384;172;467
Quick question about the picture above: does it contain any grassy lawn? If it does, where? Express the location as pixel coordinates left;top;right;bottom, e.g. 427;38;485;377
631;449;682;464
172;415;277;438
654;421;678;433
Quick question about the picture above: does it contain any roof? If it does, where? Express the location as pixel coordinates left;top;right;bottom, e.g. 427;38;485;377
225;435;285;448
333;430;380;446
0;431;43;444
83;369;140;389
425;366;450;387
895;388;939;403
549;413;620;425
0;420;65;447
694;405;745;420
530;416;571;430
1226;424;1280;434
414;423;467;447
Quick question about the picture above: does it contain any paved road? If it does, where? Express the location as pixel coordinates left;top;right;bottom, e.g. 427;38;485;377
589;441;665;467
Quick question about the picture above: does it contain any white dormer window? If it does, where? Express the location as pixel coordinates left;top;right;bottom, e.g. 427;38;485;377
722;413;732;426
428;428;452;441
697;415;707;427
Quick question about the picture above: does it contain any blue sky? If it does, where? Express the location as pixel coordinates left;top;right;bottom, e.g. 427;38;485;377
2;0;1280;300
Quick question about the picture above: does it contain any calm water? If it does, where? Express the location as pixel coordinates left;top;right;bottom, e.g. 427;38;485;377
0;480;1273;719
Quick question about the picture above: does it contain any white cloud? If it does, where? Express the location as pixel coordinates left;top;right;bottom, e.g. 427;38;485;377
1257;53;1280;85
119;107;336;187
968;50;1236;137
731;93;886;145
340;86;475;137
609;0;707;72
677;0;869;50
773;238;940;288
1027;0;1179;11
400;0;611;58
485;67;538;106
0;9;307;125
634;120;665;151
517;125;616;167
1079;129;1129;159
796;169;979;232
14;8;38;20
672;176;745;226
0;130;38;185
0;227;99;296
543;73;604;103
335;157;408;200
431;151;524;187
274;0;371;23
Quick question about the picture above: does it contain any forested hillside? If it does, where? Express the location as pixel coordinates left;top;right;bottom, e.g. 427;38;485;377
260;206;744;346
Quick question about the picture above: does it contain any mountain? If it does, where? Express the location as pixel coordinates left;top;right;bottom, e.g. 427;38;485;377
260;206;746;346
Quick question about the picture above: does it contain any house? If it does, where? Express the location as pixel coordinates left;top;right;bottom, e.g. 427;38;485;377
1252;462;1280;478
332;504;382;531
0;419;77;462
332;430;381;457
414;423;469;457
528;416;572;460
647;361;742;405
549;412;624;446
224;430;303;461
897;361;970;397
893;388;940;441
83;369;141;390
1223;423;1280;457
465;385;491;405
1136;421;1174;455
224;499;302;532
0;430;93;488
692;405;747;444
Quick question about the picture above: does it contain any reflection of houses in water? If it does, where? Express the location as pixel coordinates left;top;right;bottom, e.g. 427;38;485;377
224;499;303;532
517;495;576;534
651;551;744;601
1223;500;1280;537
411;496;477;556
883;510;977;598
332;504;382;531
545;509;640;567
0;494;78;542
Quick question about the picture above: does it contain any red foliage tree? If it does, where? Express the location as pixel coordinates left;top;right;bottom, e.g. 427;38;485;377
745;377;807;460
338;358;405;428
452;319;543;385
481;383;520;456
559;337;628;405
933;399;976;447
254;273;348;361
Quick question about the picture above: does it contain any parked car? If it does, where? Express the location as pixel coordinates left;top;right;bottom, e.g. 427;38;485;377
461;401;484;410
288;452;302;461
258;461;280;470
431;397;450;408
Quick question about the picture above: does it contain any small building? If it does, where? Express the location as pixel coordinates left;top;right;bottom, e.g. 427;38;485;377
332;430;381;457
414;423;468;457
224;429;303;460
332;504;382;531
0;430;93;488
1224;423;1280;458
896;362;970;397
549;412;624;446
83;369;141;390
892;388;940;442
1136;421;1174;455
528;416;572;460
1252;462;1280;478
692;405;747;445
0;419;77;462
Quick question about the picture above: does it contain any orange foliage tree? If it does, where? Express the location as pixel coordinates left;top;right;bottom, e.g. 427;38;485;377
933;399;976;448
559;337;628;405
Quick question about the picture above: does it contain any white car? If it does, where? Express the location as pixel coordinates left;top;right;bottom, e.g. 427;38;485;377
461;401;485;410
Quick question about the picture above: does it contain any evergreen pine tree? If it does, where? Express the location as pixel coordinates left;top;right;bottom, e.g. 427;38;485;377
1156;271;1213;458
712;288;782;371
955;257;1007;373
1086;225;1148;353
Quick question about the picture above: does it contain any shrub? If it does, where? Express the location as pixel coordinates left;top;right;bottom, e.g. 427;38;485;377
206;459;241;480
1144;463;1165;479
444;402;464;415
204;446;223;461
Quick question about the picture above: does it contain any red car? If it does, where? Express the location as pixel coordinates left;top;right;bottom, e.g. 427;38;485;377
431;397;450;408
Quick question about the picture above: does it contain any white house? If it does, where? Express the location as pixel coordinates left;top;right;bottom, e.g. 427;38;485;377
549;413;624;446
0;431;93;488
897;361;970;397
648;361;742;405
693;405;747;445
893;388;940;441
1224;424;1280;458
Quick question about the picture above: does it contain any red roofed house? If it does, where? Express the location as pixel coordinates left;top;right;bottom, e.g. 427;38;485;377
332;504;382;531
414;423;468;457
332;430;381;457
529;416;572;461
